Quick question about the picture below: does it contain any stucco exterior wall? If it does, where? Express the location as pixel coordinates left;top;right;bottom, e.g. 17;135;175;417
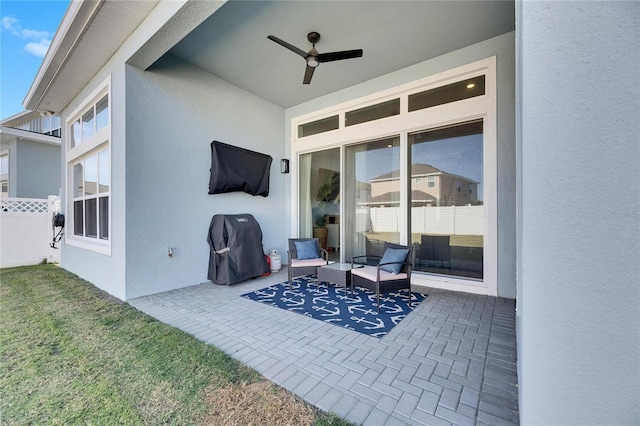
58;1;224;301
285;31;516;298
124;55;286;299
15;140;61;199
60;63;127;301
517;1;639;424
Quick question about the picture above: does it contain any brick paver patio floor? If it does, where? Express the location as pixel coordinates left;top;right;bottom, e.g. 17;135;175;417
130;269;519;425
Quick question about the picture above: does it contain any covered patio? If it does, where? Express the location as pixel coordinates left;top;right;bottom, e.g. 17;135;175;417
130;271;518;426
20;0;638;423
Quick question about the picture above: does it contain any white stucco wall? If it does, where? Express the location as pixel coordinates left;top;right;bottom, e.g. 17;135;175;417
124;55;286;299
58;1;225;301
60;64;127;300
285;31;517;298
517;1;639;424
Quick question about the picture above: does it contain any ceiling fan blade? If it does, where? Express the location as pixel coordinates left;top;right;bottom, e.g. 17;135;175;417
267;35;308;58
317;49;363;63
303;65;315;84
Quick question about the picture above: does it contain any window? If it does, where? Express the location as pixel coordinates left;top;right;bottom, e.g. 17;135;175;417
96;96;108;131
70;94;109;149
412;121;484;279
42;116;61;137
292;57;497;295
72;151;110;240
345;99;400;127
66;78;110;253
71;119;81;147
82;109;95;141
344;137;401;260
0;153;8;197
409;75;485;112
298;148;341;260
71;149;110;240
298;115;339;138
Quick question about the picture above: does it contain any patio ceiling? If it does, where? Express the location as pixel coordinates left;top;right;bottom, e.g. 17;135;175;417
25;1;514;114
168;1;515;108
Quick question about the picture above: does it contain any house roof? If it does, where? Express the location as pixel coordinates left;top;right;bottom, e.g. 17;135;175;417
24;0;160;113
0;126;61;146
372;164;442;181
372;163;479;184
24;0;515;112
0;110;42;127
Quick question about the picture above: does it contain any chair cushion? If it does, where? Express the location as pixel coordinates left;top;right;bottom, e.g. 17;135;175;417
379;247;410;274
351;265;408;281
291;258;327;267
294;240;320;259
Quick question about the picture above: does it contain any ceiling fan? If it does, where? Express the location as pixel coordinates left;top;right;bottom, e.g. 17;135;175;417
267;32;363;84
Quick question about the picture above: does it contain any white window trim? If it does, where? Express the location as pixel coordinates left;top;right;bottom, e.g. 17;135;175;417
65;75;111;256
290;57;497;296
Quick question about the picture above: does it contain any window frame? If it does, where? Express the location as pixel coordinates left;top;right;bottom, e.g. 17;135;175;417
65;76;111;255
290;57;497;296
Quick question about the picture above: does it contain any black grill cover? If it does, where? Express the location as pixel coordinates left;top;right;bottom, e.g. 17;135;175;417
207;214;269;285
209;141;272;197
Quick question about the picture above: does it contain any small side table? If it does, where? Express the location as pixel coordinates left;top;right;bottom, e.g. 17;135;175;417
317;262;363;295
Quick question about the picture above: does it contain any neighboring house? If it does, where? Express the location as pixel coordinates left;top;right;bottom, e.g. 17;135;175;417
20;1;639;424
366;164;480;207
0;110;61;199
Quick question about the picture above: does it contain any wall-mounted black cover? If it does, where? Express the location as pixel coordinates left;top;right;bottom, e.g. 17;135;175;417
209;141;272;197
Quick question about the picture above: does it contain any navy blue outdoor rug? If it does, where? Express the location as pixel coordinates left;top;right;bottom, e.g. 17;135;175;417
241;275;426;338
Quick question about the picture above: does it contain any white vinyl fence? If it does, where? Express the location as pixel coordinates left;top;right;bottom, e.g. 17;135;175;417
0;196;61;268
358;205;484;235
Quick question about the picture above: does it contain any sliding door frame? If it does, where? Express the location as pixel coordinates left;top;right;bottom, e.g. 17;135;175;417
290;57;497;296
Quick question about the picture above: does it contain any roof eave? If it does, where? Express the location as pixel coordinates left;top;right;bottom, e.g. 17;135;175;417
0;126;62;146
23;0;104;113
0;110;41;126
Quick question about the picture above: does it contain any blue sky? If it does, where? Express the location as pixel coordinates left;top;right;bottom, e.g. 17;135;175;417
1;0;69;119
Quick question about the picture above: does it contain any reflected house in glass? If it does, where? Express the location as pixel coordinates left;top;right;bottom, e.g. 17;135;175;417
359;163;483;279
365;164;480;208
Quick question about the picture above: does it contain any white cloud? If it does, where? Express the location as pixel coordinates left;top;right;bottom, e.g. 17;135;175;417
24;39;51;58
21;28;51;40
2;16;20;33
1;15;53;58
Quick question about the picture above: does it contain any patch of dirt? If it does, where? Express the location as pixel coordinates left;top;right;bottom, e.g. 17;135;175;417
201;381;316;426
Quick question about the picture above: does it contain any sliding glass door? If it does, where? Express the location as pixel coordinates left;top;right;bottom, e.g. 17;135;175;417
292;58;497;293
409;121;484;279
343;136;400;261
298;148;340;259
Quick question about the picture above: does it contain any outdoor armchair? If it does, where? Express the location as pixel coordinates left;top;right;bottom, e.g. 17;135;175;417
287;238;329;289
351;242;413;312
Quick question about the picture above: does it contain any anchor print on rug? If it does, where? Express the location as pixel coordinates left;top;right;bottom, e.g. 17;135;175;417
241;275;427;338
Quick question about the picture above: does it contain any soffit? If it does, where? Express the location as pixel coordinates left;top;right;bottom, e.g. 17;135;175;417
25;0;159;114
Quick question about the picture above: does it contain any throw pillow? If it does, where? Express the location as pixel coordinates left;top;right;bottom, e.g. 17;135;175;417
295;240;320;260
379;247;409;274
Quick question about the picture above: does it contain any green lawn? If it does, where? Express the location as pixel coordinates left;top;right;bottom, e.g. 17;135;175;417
0;264;350;425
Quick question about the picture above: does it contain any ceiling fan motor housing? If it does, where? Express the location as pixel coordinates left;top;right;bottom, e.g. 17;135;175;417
307;32;321;44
